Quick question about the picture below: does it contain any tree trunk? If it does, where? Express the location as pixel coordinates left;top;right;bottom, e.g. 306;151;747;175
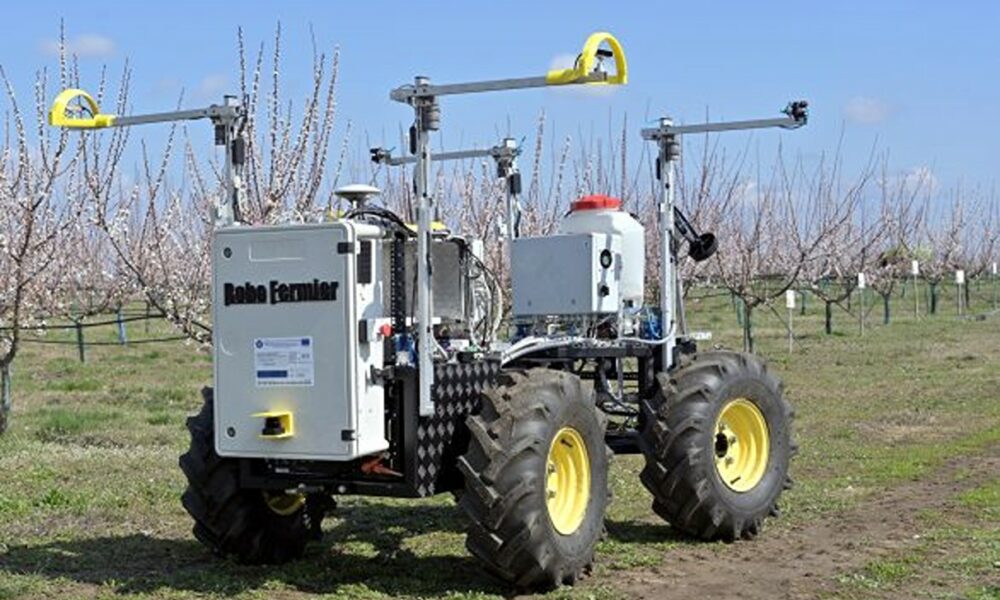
964;281;971;312
930;282;938;315
800;291;807;316
0;363;10;435
742;301;754;353
882;293;891;324
825;301;834;335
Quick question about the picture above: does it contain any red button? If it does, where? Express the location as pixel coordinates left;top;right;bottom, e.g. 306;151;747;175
378;323;393;337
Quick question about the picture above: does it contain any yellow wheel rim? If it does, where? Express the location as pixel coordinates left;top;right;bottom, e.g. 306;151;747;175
714;399;770;492
262;491;306;516
546;427;591;535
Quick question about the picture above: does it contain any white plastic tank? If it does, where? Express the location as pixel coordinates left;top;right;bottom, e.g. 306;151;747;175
559;195;645;308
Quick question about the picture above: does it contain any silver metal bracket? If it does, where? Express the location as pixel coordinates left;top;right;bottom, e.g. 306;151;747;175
640;101;808;371
390;71;608;104
371;140;519;167
641;101;808;142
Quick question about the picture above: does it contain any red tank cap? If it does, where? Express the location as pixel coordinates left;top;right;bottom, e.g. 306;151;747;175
571;194;622;211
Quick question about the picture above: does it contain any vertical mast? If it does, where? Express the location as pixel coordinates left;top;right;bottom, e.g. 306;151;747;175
412;77;438;416
658;121;678;370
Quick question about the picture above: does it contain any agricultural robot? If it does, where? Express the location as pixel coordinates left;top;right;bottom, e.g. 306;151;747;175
49;32;806;588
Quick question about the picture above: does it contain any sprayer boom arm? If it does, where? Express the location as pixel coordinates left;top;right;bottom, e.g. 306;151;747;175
641;101;808;140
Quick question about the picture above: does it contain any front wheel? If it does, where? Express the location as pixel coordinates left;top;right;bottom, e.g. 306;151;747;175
457;369;610;590
638;351;795;540
179;388;318;563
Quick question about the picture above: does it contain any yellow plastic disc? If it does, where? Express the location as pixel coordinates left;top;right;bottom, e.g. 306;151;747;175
714;399;770;492
262;491;306;516
545;426;591;535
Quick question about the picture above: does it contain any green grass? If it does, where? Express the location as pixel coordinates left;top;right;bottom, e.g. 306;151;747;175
0;288;998;598
959;478;1000;517
33;406;123;440
842;558;916;590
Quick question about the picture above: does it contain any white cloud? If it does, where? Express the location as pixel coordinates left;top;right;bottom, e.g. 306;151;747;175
40;34;115;58
901;165;938;193
549;53;578;72
731;178;760;206
151;77;181;95
193;74;230;102
843;96;893;125
881;165;938;194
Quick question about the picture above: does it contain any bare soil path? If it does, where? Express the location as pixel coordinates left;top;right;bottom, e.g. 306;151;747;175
607;446;999;599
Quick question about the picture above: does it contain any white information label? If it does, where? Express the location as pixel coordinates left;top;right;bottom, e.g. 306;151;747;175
956;269;965;285
857;272;866;289
785;289;796;309
911;260;920;276
254;337;314;387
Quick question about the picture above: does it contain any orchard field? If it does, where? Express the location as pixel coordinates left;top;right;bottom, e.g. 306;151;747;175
0;284;997;600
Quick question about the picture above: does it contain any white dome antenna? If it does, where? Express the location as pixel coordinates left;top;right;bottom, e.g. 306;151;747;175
334;184;381;210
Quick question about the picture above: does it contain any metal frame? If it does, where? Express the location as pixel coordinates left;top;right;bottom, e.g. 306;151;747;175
388;50;623;416
372;137;522;241
50;93;247;228
389;72;608;103
117;98;247;228
640;101;808;369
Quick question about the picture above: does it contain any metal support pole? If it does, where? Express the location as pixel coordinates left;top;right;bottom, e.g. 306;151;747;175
116;306;127;345
496;139;522;306
412;77;437;417
217;95;244;228
994;271;998;310
500;138;521;243
222;120;236;225
657;123;678;370
859;288;865;336
788;306;794;353
75;320;86;363
914;273;919;318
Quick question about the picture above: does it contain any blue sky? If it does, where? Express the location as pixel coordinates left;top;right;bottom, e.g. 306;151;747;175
3;1;998;193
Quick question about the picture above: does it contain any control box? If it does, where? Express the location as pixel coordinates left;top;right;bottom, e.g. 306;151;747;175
511;233;622;317
381;238;470;325
212;222;389;461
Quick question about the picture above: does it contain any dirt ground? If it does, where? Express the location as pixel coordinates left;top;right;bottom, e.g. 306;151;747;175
608;448;1000;599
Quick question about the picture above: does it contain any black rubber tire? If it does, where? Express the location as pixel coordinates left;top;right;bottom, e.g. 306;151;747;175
638;350;795;541
179;387;314;564
457;369;611;590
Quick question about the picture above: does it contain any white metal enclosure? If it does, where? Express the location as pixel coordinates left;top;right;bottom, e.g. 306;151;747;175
212;222;389;460
511;233;622;317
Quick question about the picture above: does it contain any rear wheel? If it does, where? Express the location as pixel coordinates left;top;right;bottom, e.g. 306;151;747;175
638;351;795;540
458;369;610;589
179;388;319;563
